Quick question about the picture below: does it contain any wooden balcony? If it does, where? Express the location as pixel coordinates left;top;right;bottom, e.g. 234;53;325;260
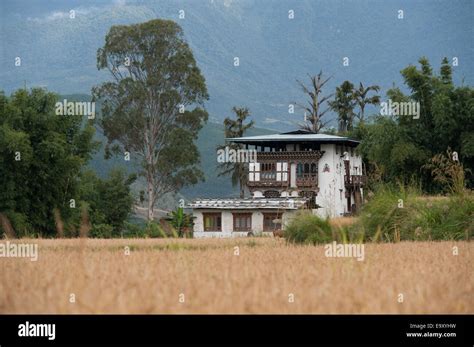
247;175;318;189
247;179;286;188
255;150;324;162
296;174;318;188
344;175;367;187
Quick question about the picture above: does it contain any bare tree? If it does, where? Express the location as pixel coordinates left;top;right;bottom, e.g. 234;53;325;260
294;71;334;133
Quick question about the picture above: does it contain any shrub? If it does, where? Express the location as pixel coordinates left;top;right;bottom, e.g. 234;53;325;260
354;184;473;242
123;222;147;238
79;169;136;236
412;194;473;240
89;224;114;238
0;211;32;238
145;221;169;238
356;185;416;242
168;207;193;237
284;212;333;244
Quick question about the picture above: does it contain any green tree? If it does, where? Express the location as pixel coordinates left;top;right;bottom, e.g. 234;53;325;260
329;80;356;132
168;207;193;237
93;19;209;221
356;116;430;185
356;57;473;191
0;88;98;236
353;82;380;122
80;169;137;234
440;57;452;84
217;107;254;198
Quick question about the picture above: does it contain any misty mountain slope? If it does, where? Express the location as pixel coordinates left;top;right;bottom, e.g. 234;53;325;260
1;0;473;130
59;93;273;199
89;119;274;199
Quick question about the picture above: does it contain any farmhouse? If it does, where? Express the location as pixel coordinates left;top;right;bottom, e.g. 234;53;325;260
189;130;366;238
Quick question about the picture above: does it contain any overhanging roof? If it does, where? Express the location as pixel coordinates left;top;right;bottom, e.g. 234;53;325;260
227;131;360;146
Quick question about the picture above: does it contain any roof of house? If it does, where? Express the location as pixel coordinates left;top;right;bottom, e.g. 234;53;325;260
188;197;308;210
227;130;360;146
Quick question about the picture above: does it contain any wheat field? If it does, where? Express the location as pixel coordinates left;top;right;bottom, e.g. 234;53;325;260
0;238;472;314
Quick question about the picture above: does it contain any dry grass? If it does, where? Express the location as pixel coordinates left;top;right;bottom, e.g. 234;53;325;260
0;238;472;314
329;217;358;228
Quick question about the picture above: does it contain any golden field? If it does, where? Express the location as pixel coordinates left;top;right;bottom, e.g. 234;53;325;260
0;238;472;314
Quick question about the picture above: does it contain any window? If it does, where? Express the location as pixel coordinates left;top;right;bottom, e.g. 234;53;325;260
263;190;280;198
254;162;288;181
203;213;221;231
233;213;252;231
261;162;276;180
263;213;282;231
249;162;260;182
276;162;288;181
296;163;302;177
297;162;317;178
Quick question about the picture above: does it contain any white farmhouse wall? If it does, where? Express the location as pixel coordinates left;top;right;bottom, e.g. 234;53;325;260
193;210;204;232
315;144;363;218
282;210;297;226
192;209;297;238
290;163;297;187
316;144;338;218
192;210;233;238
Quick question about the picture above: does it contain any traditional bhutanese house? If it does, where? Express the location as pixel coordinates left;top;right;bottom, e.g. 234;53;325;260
189;130;366;238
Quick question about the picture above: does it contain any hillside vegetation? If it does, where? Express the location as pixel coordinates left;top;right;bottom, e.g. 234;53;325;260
2;1;472;128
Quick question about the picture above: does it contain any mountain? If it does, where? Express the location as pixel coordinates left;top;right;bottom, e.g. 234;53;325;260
180;119;274;199
1;0;473;130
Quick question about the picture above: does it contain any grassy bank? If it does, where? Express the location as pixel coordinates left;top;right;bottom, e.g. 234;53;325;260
284;186;473;244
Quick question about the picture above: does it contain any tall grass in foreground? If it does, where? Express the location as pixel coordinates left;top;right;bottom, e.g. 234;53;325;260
284;185;473;245
284;212;332;244
2;239;472;313
355;185;473;242
284;211;363;245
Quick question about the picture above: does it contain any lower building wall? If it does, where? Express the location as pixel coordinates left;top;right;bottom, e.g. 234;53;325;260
192;209;295;238
316;144;364;218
